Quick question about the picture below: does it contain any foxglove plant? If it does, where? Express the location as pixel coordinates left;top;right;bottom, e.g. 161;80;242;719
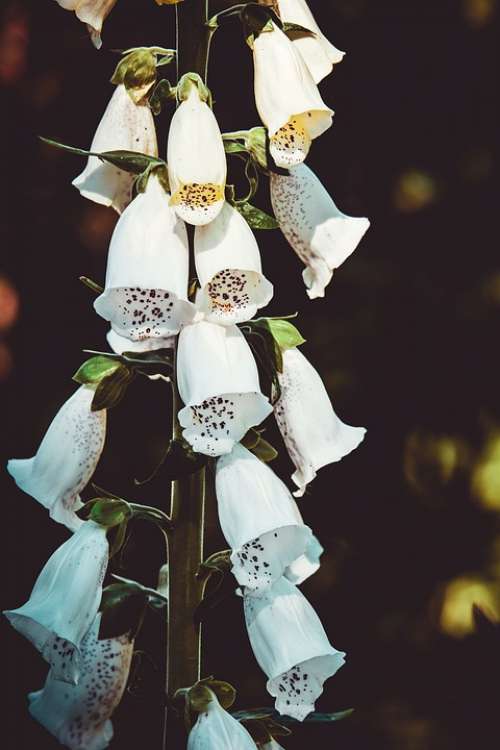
7;1;370;748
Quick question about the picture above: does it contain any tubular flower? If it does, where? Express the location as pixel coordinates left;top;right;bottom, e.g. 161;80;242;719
106;328;174;355
275;347;366;497
7;386;106;532
188;692;257;750
73;84;158;214
243;577;345;721
252;22;333;168
216;443;320;594
167;86;227;226
28;614;134;750
94;174;195;342
177;321;272;457
276;0;345;83
270;163;370;299
194;202;273;325
4;521;109;685
56;1;118;49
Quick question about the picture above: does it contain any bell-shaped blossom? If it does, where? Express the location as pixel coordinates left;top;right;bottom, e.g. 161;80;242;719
188;692;257;750
244;577;345;721
56;1;117;49
7;386;106;532
73;84;158;214
194;202;273;325
28;613;134;750
253;23;333;168
4;521;109;685
270;163;370;299
94;175;195;342
216;443;320;594
107;328;174;355
177;322;272;457
167;87;227;225
275;347;365;497
276;0;345;83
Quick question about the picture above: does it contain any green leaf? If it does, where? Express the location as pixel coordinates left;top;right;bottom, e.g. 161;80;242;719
223;140;249;156
39;136;165;175
237;202;279;229
282;22;317;40
91;365;134;411
99;588;148;640
79;276;103;294
263;318;306;350
89;497;131;529
73;355;123;386
232;707;355;724
250;436;278;463
241;427;261;451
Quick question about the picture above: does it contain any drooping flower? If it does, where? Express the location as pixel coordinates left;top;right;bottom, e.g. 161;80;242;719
216;443;321;594
167;80;227;225
194;202;273;325
56;1;118;48
275;347;366;497
188;691;257;750
73;84;158;214
4;521;109;684
177;321;272;457
243;577;345;721
252;23;333;167
7;386;106;531
28;613;134;750
94;174;195;342
276;0;345;83
270;163;370;299
106;328;175;355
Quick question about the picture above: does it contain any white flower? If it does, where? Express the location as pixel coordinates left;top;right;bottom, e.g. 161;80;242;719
4;521;109;685
106;328;174;355
216;443;321;594
275;347;365;497
167;86;227;225
252;23;333;167
270;163;370;299
7;386;106;532
276;0;345;83
94;174;195;341
177;321;272;457
72;84;158;214
56;1;118;49
188;692;257;750
28;613;134;750
194;202;273;325
243;577;345;721
262;741;285;750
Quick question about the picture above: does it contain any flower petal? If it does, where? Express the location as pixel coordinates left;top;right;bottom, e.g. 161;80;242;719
275;347;365;496
4;521;109;684
270;163;370;298
7;386;106;531
188;693;257;750
74;0;118;48
177;322;272;457
73;84;158;214
106;328;175;355
244;577;345;721
195;202;273;325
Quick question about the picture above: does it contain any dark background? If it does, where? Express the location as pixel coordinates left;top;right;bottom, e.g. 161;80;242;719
1;1;500;748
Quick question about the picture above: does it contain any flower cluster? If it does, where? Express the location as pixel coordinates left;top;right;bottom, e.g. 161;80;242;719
7;1;370;748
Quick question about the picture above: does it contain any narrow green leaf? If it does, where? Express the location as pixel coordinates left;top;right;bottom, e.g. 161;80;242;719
98;150;165;174
73;355;123;386
39;136;90;156
237;202;279;229
224;140;249;156
79;276;104;294
241;427;261;451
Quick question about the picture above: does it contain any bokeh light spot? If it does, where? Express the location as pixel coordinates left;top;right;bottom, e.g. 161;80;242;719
440;576;499;637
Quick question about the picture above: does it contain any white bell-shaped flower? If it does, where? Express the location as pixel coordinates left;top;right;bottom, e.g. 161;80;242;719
167;87;227;225
216;443;320;594
194;202;273;325
106;328;174;355
275;347;365;497
28;613;134;750
7;386;106;532
56;1;117;49
73;84;158;214
276;0;345;83
94;174;195;342
188;692;257;750
177;321;272;457
252;23;333;168
270;163;370;299
244;577;345;721
4;521;109;685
